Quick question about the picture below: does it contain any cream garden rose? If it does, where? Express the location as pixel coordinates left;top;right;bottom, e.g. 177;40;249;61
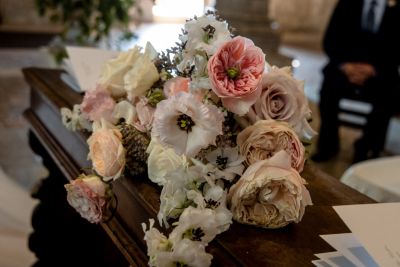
87;126;125;181
227;151;312;228
237;120;305;172
65;174;110;223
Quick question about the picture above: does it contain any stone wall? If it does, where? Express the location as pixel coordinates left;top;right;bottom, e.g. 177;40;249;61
215;0;291;66
0;0;50;25
269;0;338;50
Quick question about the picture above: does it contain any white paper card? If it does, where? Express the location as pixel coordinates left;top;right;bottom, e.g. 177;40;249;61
312;259;335;267
320;233;378;267
65;46;119;92
315;251;358;267
334;203;400;267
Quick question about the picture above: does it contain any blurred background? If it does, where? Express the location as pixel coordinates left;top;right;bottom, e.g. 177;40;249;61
0;0;399;266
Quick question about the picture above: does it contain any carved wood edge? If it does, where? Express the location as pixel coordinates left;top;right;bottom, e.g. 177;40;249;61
24;108;148;267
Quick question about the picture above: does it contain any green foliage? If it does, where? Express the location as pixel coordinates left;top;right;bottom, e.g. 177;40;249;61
35;0;136;47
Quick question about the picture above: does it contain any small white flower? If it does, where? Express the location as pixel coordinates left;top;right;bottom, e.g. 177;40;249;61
61;104;92;132
169;206;231;246
187;183;232;232
157;163;210;227
205;146;245;181
152;92;224;157
178;14;232;73
112;100;137;125
156;239;212;267
142;219;172;267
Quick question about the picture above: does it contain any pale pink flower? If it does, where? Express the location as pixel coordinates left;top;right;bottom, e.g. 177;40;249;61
163;77;189;98
248;67;316;140
151;92;224;157
228;151;312;229
237;120;305;172
134;97;155;132
87;127;125;181
207;36;265;115
81;85;116;122
65;174;110;223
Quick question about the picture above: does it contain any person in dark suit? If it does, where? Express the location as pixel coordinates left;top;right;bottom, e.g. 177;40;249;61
312;0;400;163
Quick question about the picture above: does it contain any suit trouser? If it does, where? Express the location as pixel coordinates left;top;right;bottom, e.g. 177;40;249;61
317;65;397;157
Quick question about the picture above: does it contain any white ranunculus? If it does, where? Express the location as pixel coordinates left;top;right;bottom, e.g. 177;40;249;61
147;139;188;186
156;239;212;267
142;219;171;267
98;46;142;98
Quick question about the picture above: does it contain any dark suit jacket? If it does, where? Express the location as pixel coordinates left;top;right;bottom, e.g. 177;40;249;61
323;0;400;83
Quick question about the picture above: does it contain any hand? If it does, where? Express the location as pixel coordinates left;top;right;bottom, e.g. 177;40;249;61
340;63;376;86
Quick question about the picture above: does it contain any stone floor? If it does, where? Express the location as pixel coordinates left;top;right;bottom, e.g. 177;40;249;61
0;49;52;190
0;48;53;267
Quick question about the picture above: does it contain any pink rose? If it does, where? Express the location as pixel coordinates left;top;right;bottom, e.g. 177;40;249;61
87;128;125;181
134;97;155;132
237;120;305;172
248;67;316;140
207;36;265;115
65;174;110;223
228;151;312;228
163;77;190;98
81;85;116;122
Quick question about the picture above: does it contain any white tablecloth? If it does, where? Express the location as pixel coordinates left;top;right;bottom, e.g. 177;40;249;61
341;156;400;202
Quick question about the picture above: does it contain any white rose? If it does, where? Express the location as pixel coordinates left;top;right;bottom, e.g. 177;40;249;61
124;44;159;100
99;47;141;98
147;140;188;186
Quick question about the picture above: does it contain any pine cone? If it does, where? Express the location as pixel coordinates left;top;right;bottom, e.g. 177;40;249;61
118;123;150;177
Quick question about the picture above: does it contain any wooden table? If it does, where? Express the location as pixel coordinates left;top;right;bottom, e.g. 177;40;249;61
23;67;375;267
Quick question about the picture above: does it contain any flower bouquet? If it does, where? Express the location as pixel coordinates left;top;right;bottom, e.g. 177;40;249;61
62;11;316;267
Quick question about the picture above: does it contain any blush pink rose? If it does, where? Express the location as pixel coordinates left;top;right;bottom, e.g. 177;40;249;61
134;97;155;132
237;120;305;172
81;85;116;122
87;128;125;181
163;77;190;98
65;174;110;223
207;36;265;115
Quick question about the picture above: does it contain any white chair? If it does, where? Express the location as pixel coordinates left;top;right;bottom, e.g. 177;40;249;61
341;156;400;202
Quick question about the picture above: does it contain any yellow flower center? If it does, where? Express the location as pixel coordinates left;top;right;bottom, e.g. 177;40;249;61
227;67;240;79
177;114;195;133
